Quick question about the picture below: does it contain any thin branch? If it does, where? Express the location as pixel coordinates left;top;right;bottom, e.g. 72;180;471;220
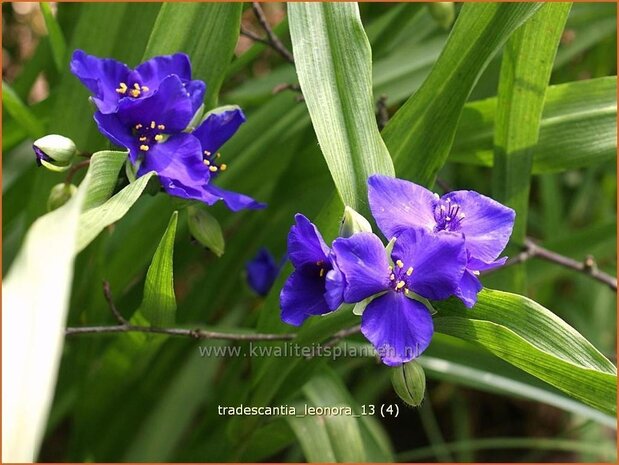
324;324;362;349
103;280;128;325
240;26;271;46
486;238;617;291
65;324;297;341
251;2;295;64
64;159;90;185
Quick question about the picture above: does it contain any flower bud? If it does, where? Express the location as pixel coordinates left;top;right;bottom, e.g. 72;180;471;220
391;359;426;407
428;2;455;30
339;206;372;238
33;134;77;172
47;183;77;212
187;206;225;257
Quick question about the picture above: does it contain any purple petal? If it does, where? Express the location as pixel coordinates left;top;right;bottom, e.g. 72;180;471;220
468;255;508;272
331;232;391;303
324;258;345;310
116;75;193;133
287;214;330;270
246;248;280;296
392;228;466;300
361;292;434;366
455;270;483;308
280;271;332;326
93;111;136;154
192;107;246;155
443;190;515;262
70;49;131;114
137;133;208;197
134;53;192;87
367;174;437;240
200;184;266;211
185;80;207;115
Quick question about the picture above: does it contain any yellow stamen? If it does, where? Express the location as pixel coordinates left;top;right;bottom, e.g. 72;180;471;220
139;136;147;142
219;164;227;171
396;281;406;290
319;269;325;278
203;159;210;165
115;82;128;94
139;145;149;151
154;134;164;142
158;124;165;130
150;121;156;129
204;150;211;156
388;265;393;271
129;89;141;97
390;273;395;281
133;83;140;90
135;123;143;129
209;166;218;172
141;85;149;92
216;152;221;158
472;270;480;276
406;266;414;276
396;259;404;268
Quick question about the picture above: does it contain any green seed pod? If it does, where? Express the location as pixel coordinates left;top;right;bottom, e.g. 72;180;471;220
34;134;77;171
47;183;77;212
391;359;426;407
428;2;455;30
339;206;372;238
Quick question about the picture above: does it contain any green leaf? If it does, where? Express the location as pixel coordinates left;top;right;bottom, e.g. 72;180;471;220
143;3;242;108
435;289;617;415
139;211;178;327
40;2;67;72
286;404;337;462
2;172;88;462
492;4;571;290
76;168;156;252
2;82;46;139
289;2;394;212
187;206;225;257
382;3;542;186
450;77;617;173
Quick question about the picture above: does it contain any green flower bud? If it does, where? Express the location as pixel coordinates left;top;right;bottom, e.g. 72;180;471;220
391;359;426;407
34;134;77;172
428;2;455;30
187;206;225;257
339;206;372;238
47;183;77;212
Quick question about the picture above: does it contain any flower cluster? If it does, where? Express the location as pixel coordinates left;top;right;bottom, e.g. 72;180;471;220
69;50;264;211
280;175;515;366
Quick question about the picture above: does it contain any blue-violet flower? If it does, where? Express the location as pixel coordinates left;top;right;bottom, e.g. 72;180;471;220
70;49;205;115
331;229;466;366
367;174;515;307
280;214;344;326
246;248;285;296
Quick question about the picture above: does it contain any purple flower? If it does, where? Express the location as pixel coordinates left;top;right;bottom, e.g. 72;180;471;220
94;78;264;211
331;229;466;366
368;174;515;307
280;214;344;326
246;248;284;296
70;49;205;114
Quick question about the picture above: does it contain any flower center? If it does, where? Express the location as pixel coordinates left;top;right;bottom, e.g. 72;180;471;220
202;149;228;174
433;197;465;232
388;259;413;293
133;121;166;152
116;82;149;98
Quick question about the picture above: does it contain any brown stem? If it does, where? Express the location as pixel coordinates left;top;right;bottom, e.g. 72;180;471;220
64;159;90;185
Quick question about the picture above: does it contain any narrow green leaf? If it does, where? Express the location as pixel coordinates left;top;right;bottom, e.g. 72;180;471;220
289;2;394;212
76;171;156;252
286;404;337;462
435;289;617;415
143;3;242;108
382;3;542;186
492;4;571;290
2;173;88;462
40;2;67;72
2;82;46;139
450;77;617;173
81;151;128;210
140;211;178;327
